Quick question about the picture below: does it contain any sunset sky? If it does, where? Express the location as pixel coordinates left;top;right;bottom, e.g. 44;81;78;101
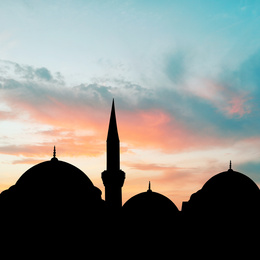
1;0;260;209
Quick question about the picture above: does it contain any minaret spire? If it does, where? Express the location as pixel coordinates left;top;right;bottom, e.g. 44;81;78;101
102;99;125;209
107;99;119;142
106;99;120;171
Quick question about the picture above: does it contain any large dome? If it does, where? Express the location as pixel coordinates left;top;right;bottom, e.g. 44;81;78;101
0;154;106;250
16;157;95;192
202;168;259;195
13;156;102;203
182;167;260;216
0;155;103;213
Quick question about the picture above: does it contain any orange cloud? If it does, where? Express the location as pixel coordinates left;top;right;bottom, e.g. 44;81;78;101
118;108;233;153
0;81;250;162
0;94;237;162
12;158;44;165
0;134;105;161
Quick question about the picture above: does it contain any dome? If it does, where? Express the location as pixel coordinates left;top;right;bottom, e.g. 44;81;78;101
0;153;106;247
16;157;94;191
202;168;259;195
0;154;103;212
123;183;179;217
182;166;260;216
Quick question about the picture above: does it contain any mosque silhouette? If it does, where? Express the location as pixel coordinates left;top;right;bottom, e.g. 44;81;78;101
0;100;259;257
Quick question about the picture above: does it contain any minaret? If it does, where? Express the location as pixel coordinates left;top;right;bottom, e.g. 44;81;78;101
101;100;125;209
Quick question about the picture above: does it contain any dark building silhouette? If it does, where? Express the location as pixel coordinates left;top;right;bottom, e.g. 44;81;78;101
0;147;104;211
181;161;260;258
182;161;260;219
0;99;259;257
0;146;107;257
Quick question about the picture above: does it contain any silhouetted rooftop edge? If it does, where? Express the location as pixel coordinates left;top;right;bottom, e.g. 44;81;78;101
202;169;259;193
123;187;179;213
16;158;95;191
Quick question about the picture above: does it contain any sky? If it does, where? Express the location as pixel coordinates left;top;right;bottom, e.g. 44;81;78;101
0;0;260;209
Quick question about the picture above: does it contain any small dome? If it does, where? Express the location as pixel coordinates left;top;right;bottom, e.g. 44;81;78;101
123;184;179;218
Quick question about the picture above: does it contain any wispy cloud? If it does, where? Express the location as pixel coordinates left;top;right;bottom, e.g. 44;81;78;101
185;78;252;117
12;158;44;165
124;162;183;172
0;60;64;83
0;50;260;163
0;134;105;161
122;160;203;209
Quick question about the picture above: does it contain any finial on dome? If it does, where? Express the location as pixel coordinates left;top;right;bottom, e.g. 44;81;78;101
53;146;56;158
228;160;233;172
147;181;152;192
51;146;58;161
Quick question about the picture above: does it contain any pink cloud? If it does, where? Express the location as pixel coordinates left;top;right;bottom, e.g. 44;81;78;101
118;108;235;153
124;162;183;171
0;91;237;160
189;78;252;117
226;95;251;117
0;80;251;161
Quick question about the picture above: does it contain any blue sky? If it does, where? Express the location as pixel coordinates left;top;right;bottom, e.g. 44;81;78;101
1;0;259;84
0;0;260;207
